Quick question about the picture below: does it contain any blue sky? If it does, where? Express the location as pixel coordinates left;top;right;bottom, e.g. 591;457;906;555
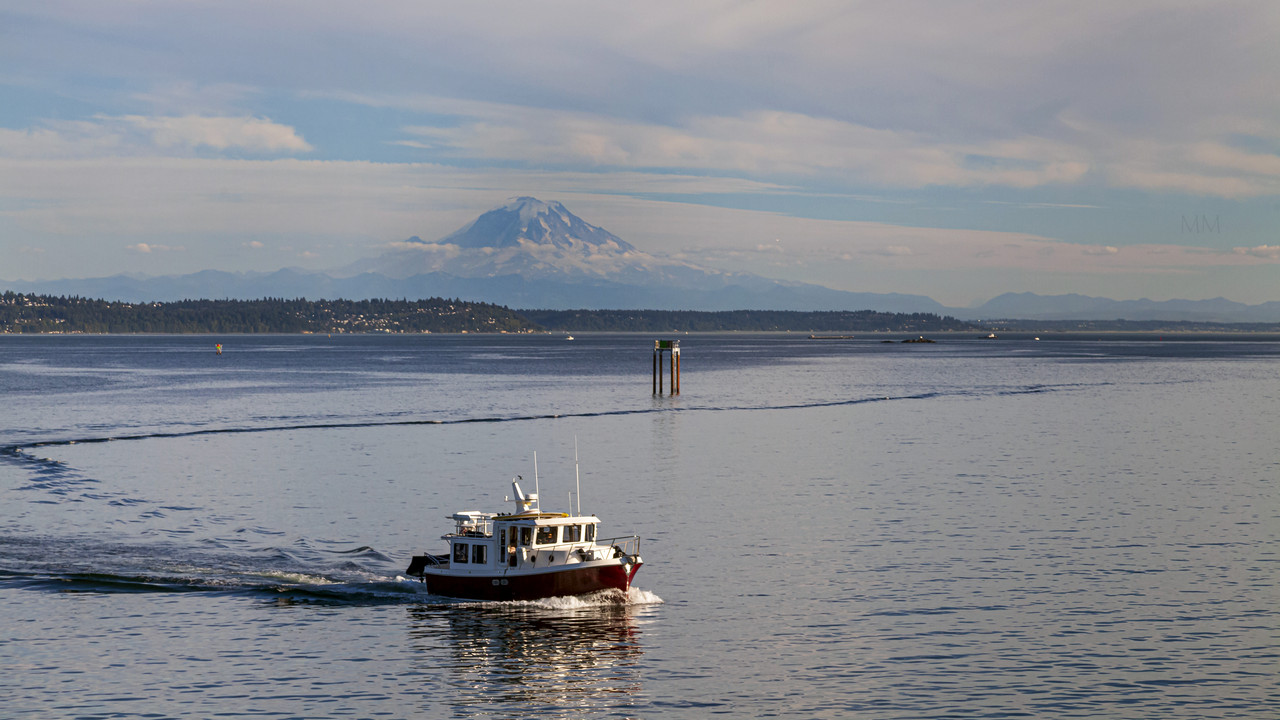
2;1;1278;306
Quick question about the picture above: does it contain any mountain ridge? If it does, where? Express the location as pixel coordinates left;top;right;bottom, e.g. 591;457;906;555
7;271;1278;322
5;197;1279;321
960;292;1280;323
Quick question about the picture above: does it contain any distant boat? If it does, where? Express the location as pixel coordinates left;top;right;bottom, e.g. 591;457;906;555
985;333;997;339
566;335;575;341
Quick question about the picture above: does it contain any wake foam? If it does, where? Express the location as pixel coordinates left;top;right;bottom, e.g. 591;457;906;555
470;586;664;610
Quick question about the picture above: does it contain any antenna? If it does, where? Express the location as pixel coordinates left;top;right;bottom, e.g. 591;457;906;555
574;436;582;516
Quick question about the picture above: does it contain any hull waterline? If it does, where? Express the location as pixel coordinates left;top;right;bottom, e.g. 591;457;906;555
421;561;642;601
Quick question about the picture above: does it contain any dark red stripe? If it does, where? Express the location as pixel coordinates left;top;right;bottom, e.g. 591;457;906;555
422;562;642;601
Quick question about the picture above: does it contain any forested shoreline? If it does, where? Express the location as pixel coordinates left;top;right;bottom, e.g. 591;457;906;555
1;293;976;334
6;292;1275;334
0;293;535;334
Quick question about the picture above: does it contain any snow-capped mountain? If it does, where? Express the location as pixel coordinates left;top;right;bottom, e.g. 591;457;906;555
439;197;636;252
328;196;948;311
340;196;708;286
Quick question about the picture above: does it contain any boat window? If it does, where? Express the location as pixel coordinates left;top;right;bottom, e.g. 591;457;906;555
453;543;468;564
519;527;533;546
585;524;596;542
471;544;487;565
535;526;558;545
562;524;582;542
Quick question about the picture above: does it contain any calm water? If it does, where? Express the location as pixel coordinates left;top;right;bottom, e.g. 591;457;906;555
2;333;1277;719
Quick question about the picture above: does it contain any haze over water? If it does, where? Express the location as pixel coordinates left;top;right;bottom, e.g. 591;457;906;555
2;333;1277;718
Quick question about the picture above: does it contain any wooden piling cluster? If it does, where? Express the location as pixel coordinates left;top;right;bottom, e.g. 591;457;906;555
653;339;680;395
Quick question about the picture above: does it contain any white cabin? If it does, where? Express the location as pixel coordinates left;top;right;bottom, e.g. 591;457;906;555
443;512;622;573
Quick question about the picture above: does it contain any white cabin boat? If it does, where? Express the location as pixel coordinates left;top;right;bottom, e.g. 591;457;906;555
405;476;643;600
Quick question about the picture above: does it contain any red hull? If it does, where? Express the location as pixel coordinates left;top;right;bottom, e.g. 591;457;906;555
421;561;642;601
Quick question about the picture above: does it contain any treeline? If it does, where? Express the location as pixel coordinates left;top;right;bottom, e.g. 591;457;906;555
0;293;536;334
521;308;976;332
6;292;1278;334
3;292;986;334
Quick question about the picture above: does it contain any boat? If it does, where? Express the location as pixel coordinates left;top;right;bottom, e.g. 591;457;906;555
405;475;643;601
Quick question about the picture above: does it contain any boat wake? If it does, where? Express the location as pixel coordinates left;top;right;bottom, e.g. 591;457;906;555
0;530;663;609
466;586;665;610
1;566;665;610
0;531;430;605
0;381;1106;459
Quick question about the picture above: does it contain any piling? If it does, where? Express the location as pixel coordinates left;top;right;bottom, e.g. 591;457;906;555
652;340;680;395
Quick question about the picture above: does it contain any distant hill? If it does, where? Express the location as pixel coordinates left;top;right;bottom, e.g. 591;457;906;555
959;292;1280;323
521;309;975;333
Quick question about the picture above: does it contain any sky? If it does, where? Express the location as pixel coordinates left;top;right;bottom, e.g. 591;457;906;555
2;1;1278;307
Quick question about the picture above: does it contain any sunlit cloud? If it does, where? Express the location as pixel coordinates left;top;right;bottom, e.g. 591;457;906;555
127;242;182;253
1234;244;1280;259
0;115;311;159
118;115;312;153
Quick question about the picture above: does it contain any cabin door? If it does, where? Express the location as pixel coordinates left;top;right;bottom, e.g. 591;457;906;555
503;528;517;567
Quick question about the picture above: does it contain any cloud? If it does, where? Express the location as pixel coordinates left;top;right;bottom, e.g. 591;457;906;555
1234;245;1280;259
119;115;312;153
0;154;789;243
865;246;915;257
9;2;1280;199
0;122;128;159
639;199;1280;278
130;82;265;115
389;96;1280;198
401;104;1093;190
0;115;311;159
242;240;265;249
127;242;181;253
387;239;460;253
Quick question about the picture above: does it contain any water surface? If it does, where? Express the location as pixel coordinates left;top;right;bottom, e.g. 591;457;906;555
3;333;1277;718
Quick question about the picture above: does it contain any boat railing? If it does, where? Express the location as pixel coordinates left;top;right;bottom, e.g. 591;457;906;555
450;512;496;537
405;553;448;577
601;535;640;559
